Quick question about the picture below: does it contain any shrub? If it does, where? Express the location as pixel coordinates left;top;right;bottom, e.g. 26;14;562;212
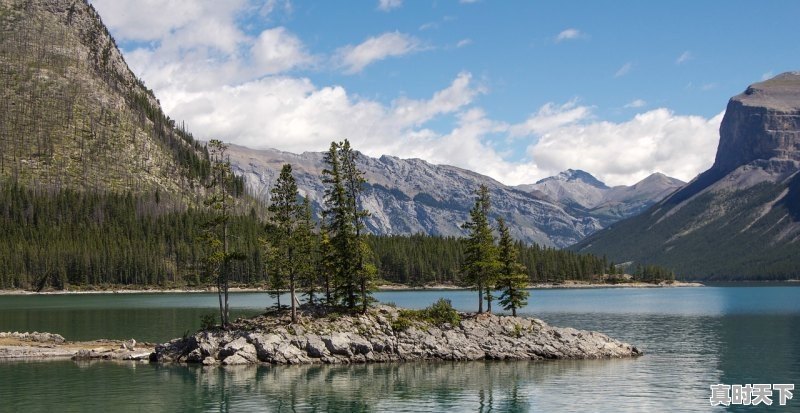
423;298;461;327
200;313;217;330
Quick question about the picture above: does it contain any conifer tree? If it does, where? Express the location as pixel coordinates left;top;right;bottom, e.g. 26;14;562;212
201;139;244;328
321;140;373;312
496;217;530;316
462;184;498;313
266;164;316;323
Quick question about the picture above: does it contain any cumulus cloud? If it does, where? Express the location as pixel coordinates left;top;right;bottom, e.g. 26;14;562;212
555;28;583;43
523;106;723;185
251;27;314;75
509;100;591;137
676;51;692;65
90;0;723;188
377;0;402;11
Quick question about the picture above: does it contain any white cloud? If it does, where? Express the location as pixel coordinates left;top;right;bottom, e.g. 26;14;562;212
555;28;583;43
91;0;723;188
761;71;774;81
614;62;633;78
336;32;422;74
456;38;472;48
251;27;314;75
510;100;591;137
624;99;647;109
377;0;402;11
676;51;692;65
523;106;723;185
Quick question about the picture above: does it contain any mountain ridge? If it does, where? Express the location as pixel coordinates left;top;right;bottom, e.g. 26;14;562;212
228;145;682;247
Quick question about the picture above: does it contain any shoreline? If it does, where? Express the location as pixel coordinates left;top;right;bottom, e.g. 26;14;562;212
0;281;708;296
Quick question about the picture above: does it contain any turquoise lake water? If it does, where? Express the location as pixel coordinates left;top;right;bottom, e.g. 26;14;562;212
0;285;798;412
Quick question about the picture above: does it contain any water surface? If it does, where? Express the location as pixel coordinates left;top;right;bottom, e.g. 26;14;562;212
1;286;798;412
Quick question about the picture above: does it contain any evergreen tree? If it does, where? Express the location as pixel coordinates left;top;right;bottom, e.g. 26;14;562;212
321;140;373;312
296;197;319;305
201;139;244;328
496;217;530;316
462;184;498;313
338;140;374;313
266;164;318;323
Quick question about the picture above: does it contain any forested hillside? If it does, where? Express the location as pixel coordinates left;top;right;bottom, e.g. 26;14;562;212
0;0;210;200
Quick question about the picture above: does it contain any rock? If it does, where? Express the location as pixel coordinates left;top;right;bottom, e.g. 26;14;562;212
323;333;352;356
305;335;328;358
150;305;642;366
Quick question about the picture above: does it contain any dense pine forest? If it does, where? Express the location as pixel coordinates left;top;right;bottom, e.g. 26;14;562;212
0;179;673;291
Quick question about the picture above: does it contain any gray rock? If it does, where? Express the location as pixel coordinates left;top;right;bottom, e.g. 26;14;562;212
151;305;642;366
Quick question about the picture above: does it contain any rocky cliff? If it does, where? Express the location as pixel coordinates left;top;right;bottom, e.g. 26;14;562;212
573;72;800;279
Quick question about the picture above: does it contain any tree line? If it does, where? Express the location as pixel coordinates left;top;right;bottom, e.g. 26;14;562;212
1;139;675;322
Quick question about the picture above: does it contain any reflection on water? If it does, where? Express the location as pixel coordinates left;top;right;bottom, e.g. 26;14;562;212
1;313;741;412
1;286;798;412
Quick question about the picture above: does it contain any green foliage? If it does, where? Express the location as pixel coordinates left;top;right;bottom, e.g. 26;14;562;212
422;298;461;327
200;313;217;330
264;164;317;322
391;298;461;331
496;218;530;316
0;180;264;290
321;140;374;312
462;184;499;313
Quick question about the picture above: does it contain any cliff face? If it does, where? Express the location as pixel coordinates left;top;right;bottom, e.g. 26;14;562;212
714;72;800;175
572;72;800;280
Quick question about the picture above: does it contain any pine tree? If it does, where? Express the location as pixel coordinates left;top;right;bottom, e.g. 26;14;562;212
201;139;244;328
496;217;530;316
462;184;498;313
321;140;373;312
266;164;318;323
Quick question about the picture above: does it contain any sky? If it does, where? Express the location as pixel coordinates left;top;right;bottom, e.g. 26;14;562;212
89;0;800;186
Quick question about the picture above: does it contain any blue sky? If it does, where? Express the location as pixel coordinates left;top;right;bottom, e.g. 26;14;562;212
90;0;799;186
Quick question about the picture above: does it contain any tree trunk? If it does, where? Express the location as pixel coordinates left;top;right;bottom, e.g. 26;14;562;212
290;276;297;323
478;283;484;313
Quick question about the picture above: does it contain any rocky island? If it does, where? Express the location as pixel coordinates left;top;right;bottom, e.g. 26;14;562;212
151;303;642;366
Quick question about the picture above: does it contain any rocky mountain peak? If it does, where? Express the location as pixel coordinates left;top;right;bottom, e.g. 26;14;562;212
713;72;800;175
536;169;609;189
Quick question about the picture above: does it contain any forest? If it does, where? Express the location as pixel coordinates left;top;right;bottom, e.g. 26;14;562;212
0;177;673;291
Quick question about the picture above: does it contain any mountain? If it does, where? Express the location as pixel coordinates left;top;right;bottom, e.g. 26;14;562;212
572;72;800;280
515;169;684;226
228;145;605;247
0;0;209;202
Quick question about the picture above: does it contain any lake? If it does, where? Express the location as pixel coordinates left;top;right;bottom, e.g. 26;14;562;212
0;285;798;412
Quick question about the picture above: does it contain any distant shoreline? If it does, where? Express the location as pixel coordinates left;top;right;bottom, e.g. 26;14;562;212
0;280;711;295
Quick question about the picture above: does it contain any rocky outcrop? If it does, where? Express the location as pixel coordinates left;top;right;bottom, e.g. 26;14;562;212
714;72;800;175
151;305;642;365
0;332;152;360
